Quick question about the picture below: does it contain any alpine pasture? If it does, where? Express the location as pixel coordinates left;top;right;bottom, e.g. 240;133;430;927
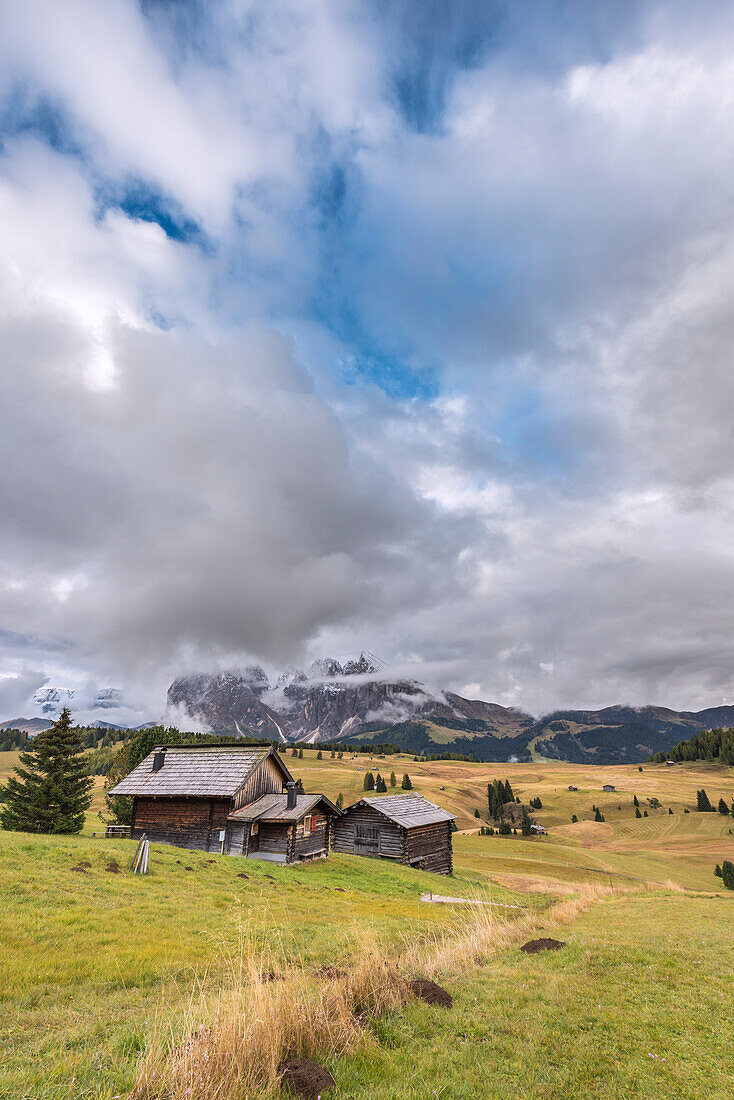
2;749;734;1099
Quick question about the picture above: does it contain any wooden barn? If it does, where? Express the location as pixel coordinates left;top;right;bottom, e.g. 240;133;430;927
108;743;339;863
331;794;455;875
226;790;340;864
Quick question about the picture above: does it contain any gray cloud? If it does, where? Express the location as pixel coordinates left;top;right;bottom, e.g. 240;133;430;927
2;2;734;720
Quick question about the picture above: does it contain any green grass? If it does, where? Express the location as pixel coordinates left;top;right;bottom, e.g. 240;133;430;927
322;891;734;1099
0;829;525;1100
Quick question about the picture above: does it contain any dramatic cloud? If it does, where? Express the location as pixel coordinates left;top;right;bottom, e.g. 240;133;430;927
2;0;734;719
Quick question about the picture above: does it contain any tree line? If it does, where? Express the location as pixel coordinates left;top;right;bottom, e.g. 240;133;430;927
651;727;734;765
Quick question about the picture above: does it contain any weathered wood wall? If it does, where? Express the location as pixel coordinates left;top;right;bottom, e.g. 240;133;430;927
404;821;453;875
232;754;285;810
331;805;403;860
131;796;231;852
258;821;291;855
292;811;330;860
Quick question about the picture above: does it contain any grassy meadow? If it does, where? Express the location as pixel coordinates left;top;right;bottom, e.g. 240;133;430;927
2;749;734;1098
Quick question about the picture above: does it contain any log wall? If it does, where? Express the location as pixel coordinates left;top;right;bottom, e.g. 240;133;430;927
331;806;403;860
292;811;330;860
404;821;453;875
131;796;232;852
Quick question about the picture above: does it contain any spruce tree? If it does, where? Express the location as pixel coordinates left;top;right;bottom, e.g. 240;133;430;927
633;794;639;807
363;771;375;791
375;774;387;792
474;808;480;818
571;814;578;823
317;750;323;760
390;771;397;788
295;777;305;793
594;807;604;822
298;747;304;759
504;779;515;803
330;750;336;758
714;863;723;877
635;807;642;818
0;709;92;834
697;788;713;812
718;797;729;814
336;792;344;810
721;860;734;890
668;807;673;814
520;807;532;836
401;773;413;790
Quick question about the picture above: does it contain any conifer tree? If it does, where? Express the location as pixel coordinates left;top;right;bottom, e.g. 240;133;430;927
721;860;734;890
298;747;303;759
635;807;642;818
317;750;323;760
336;792;344;810
697;788;713;812
401;773;413;790
504;779;515;802
330;750;336;758
363;771;375;791
375;773;387;792
474;808;480;818
633;794;639;807
594;807;604;822
718;797;728;814
571;814;578;823
290;746;298;757
521;807;532;836
1;709;92;835
714;863;723;877
295;777;305;793
390;771;397;787
668;807;673;814
643;809;648;817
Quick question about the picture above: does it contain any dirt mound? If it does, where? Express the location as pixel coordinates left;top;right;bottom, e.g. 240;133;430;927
520;938;566;954
70;861;91;874
260;971;284;983
236;872;249;879
105;861;120;874
409;979;453;1007
278;1057;334;1098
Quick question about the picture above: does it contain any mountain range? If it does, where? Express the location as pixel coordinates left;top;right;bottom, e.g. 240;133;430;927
5;655;733;764
165;656;734;765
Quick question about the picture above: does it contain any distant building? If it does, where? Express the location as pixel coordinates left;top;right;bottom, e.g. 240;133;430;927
530;824;546;834
568;785;578;791
665;760;676;766
332;794;455;874
602;784;616;792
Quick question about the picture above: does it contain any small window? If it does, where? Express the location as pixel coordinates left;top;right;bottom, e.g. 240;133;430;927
303;815;312;834
250;822;259;836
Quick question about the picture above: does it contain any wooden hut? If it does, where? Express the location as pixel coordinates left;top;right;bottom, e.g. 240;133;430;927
332;794;455;875
226;790;340;864
109;743;293;854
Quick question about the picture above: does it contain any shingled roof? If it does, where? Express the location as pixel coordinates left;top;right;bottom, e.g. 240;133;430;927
108;744;291;798
228;792;341;823
352;794;455;828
